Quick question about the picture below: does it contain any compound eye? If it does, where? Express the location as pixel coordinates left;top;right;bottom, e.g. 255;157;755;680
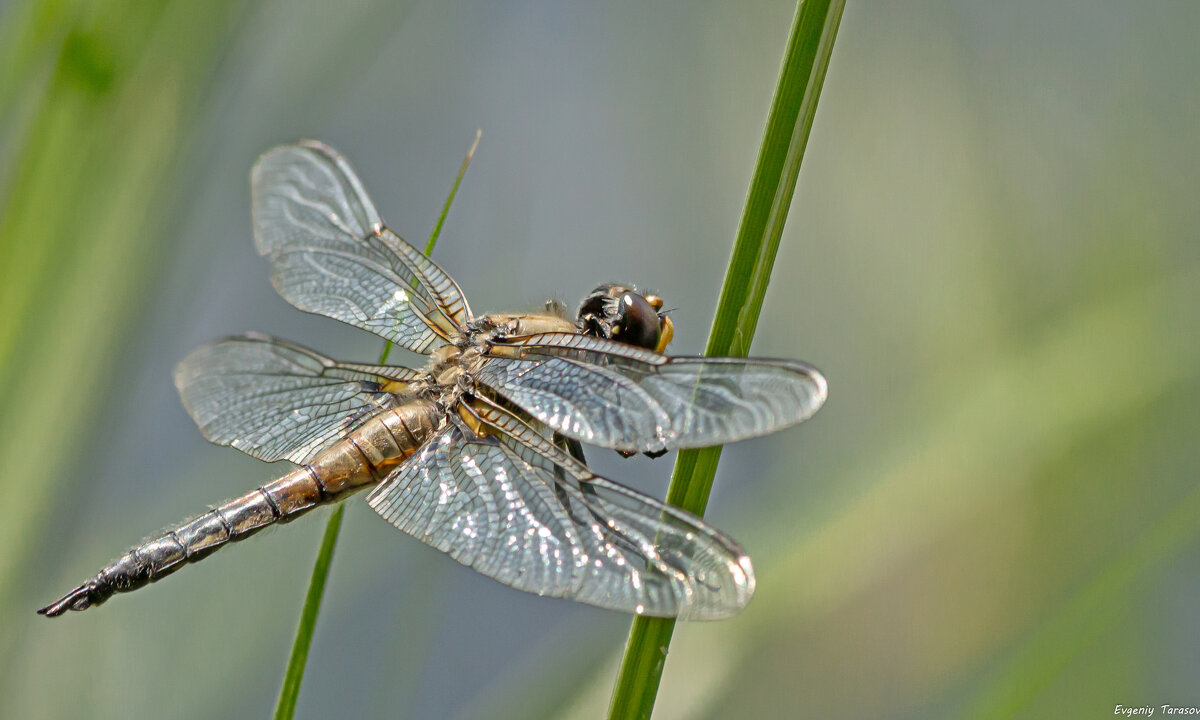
615;292;661;350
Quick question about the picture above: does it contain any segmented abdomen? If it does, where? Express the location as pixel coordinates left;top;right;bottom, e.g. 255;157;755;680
38;400;440;616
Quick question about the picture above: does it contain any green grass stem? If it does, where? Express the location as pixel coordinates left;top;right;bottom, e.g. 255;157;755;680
272;130;481;719
272;503;345;720
606;2;845;718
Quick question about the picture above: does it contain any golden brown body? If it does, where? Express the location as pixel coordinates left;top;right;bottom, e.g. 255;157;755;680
39;311;579;617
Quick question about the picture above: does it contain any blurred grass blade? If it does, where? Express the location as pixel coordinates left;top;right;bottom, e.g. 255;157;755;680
0;0;251;681
273;131;481;719
606;1;845;718
962;471;1200;719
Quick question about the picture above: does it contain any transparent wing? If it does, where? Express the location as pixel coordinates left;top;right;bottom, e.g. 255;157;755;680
366;400;754;619
478;332;827;454
251;141;472;354
174;333;421;464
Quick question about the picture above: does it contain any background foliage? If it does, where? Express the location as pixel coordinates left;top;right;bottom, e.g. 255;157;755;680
2;1;1198;719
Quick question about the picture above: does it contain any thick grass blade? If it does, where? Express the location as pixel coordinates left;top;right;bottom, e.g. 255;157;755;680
272;131;481;719
606;1;845;718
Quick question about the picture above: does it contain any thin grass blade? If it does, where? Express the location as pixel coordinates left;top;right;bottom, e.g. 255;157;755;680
273;503;345;720
273;131;482;719
380;128;480;364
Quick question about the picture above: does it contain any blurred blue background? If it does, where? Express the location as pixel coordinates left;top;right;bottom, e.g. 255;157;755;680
2;1;1198;718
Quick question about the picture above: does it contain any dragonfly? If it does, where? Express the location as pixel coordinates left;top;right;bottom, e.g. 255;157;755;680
39;141;826;621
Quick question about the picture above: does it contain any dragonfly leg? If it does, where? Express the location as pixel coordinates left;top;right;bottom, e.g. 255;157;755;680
550;434;650;568
560;436;587;465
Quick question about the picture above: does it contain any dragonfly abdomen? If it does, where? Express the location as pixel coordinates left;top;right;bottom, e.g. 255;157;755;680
38;400;440;617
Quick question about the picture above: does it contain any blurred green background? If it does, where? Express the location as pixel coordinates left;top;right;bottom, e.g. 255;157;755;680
3;1;1198;718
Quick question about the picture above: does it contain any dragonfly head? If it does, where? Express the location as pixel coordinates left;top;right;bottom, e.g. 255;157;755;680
577;284;674;354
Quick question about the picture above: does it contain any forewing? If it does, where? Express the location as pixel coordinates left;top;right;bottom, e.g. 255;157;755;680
251;141;471;353
174;333;421;464
366;402;755;619
478;333;827;454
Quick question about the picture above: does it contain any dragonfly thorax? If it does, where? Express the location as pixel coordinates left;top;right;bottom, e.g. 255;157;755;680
478;312;579;339
425;311;582;407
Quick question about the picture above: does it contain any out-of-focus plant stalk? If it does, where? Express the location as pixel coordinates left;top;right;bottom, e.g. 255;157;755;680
0;0;252;691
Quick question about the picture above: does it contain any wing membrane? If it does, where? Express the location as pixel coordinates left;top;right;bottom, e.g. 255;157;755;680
174;333;421;464
478;333;827;454
251;141;471;353
366;400;754;619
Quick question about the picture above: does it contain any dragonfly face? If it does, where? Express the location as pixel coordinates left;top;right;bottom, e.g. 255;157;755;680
39;141;827;621
577;283;674;354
